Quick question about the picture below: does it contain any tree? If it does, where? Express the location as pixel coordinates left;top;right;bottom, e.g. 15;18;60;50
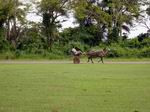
0;0;10;28
99;0;140;42
37;0;71;51
72;0;111;44
0;0;29;48
7;0;29;48
72;0;140;43
138;0;150;32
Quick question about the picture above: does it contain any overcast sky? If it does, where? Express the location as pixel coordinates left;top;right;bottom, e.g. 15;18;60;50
27;12;149;38
26;0;149;38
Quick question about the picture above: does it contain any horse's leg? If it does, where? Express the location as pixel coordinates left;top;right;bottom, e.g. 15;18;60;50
91;58;94;63
101;57;104;64
98;57;101;62
87;57;90;63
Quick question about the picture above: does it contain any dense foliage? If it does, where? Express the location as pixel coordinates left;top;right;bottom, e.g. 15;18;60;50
0;0;149;59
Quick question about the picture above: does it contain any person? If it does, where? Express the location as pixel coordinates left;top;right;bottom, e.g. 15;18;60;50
71;47;82;56
71;47;82;64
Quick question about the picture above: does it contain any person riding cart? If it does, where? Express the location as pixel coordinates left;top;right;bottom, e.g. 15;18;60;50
71;47;82;64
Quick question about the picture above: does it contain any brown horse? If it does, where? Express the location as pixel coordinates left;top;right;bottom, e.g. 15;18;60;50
85;48;109;63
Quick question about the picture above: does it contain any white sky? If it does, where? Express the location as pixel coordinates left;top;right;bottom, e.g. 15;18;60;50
128;25;148;38
26;0;149;38
27;13;149;38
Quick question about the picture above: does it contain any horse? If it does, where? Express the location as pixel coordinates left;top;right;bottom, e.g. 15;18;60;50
85;48;109;63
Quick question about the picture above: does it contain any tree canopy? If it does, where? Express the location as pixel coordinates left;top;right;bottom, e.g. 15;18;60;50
0;0;149;58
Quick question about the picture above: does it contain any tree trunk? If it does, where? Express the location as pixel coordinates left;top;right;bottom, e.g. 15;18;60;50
47;33;52;51
12;18;17;49
6;19;11;41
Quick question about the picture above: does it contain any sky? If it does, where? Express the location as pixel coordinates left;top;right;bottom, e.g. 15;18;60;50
27;13;149;38
128;24;148;38
26;0;149;38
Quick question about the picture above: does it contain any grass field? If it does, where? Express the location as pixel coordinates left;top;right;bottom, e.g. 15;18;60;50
0;63;150;112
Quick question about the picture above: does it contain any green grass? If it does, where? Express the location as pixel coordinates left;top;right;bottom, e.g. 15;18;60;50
0;63;150;112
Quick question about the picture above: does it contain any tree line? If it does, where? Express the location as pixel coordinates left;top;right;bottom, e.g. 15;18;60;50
0;0;150;59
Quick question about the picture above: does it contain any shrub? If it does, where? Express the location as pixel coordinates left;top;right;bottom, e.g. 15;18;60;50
0;29;10;52
138;47;150;58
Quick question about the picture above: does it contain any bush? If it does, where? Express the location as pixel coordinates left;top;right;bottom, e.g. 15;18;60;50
62;41;90;55
141;38;150;47
0;29;10;52
138;47;150;58
0;51;16;60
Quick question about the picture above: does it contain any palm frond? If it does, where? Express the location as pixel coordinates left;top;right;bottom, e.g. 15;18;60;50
122;25;130;32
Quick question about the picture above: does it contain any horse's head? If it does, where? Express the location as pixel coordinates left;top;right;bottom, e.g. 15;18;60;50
102;48;111;56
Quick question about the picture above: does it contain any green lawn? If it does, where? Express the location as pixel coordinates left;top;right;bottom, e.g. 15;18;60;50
0;63;150;112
